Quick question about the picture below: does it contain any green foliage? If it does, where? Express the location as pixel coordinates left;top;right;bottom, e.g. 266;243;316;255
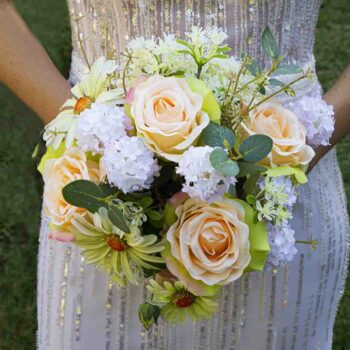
108;206;130;233
262;26;279;59
201;121;236;148
209;148;239;177
239;135;273;163
273;64;303;75
62;180;108;213
237;162;266;178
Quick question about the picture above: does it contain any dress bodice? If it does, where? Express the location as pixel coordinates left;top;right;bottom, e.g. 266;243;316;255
67;0;321;71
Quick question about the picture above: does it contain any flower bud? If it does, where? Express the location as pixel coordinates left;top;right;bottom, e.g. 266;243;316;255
138;303;160;330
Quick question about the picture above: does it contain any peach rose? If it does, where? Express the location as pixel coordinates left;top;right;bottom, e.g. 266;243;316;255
165;197;251;292
130;75;210;162
241;102;315;167
43;147;101;226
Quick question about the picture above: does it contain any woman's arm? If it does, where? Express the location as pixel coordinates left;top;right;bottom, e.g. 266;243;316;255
309;63;350;170
0;1;71;124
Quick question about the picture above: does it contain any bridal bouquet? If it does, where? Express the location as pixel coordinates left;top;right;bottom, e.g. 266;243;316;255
37;26;334;328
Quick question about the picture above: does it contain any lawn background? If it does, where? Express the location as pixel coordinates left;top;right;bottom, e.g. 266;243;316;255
0;0;349;349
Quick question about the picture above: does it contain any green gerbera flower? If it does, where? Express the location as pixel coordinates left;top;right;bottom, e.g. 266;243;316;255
70;208;164;286
146;279;218;324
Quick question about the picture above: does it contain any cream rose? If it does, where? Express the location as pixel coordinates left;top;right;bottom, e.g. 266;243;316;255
165;197;251;292
130;75;210;162
241;102;315;167
43;147;101;226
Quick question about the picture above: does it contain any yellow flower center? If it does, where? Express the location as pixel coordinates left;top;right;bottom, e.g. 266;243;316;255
171;291;196;308
74;96;93;114
107;235;126;251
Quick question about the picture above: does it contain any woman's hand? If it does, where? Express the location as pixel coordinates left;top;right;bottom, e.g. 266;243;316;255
308;63;350;172
0;1;71;124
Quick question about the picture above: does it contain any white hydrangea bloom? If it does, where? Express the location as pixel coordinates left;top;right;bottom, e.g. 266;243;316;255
75;103;132;155
266;223;298;266
176;146;237;203
288;94;335;146
102;136;161;193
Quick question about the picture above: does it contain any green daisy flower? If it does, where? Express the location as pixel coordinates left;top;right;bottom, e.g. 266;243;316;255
70;208;164;286
146;279;218;324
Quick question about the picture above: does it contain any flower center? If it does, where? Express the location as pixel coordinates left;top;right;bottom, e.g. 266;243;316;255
107;235;126;251
74;96;93;114
171;291;196;308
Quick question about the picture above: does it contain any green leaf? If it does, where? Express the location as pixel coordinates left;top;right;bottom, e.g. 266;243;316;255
108;206;130;233
268;78;285;87
246;61;260;76
262;26;279;59
62;180;104;213
237;162;266;178
243;172;261;196
259;86;266;95
99;183;116;197
239;135;273;163
246;194;256;205
216;46;231;53
201;122;236;148
140;197;153;209
210;148;239;177
234;199;270;272
285;87;296;97
176;39;194;51
273;64;303;75
147;210;162;221
265;166;308;184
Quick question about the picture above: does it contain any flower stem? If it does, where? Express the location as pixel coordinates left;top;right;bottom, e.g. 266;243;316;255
249;73;309;111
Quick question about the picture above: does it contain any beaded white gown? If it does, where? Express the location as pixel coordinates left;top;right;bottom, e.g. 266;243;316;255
37;1;349;349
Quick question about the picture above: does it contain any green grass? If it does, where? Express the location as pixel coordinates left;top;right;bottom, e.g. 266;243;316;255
0;0;349;349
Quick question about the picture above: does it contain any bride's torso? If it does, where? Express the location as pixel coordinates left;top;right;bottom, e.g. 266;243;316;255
68;0;321;80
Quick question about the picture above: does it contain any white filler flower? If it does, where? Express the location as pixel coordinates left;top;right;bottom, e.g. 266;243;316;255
76;103;132;154
102;137;161;193
176;146;237;203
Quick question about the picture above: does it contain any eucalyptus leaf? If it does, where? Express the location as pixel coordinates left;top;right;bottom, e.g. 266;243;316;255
237;162;266;178
210;148;239;177
273;64;303;75
239;135;273;163
108;206;130;233
62;180;105;213
262;26;279;59
201;122;236;148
